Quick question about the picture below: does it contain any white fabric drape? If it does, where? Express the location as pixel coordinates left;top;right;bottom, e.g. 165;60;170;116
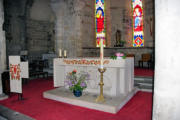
9;56;22;93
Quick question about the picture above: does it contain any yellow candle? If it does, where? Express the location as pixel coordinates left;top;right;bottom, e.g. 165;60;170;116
100;39;104;69
64;50;67;57
59;49;62;57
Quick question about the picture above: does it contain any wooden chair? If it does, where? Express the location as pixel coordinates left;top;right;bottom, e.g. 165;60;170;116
29;60;48;78
138;53;151;68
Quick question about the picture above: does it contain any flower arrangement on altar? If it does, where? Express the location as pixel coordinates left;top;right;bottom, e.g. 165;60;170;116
110;52;126;60
65;69;90;97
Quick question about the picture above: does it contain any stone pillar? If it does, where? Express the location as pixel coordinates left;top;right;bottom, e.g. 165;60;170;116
0;0;8;99
50;0;67;55
51;0;89;57
153;0;180;120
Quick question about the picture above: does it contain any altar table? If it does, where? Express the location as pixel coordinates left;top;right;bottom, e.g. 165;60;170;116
53;57;134;97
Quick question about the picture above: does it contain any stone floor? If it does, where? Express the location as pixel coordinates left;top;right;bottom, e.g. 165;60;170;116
43;87;138;114
0;105;34;120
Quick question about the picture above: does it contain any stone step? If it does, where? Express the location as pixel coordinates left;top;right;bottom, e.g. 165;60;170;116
0;105;34;120
134;76;153;91
134;76;153;84
0;116;8;120
134;79;152;84
140;84;153;90
135;83;153;90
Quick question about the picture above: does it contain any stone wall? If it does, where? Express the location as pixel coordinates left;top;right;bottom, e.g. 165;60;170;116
30;0;55;22
52;0;78;57
110;0;154;47
4;0;28;55
26;19;55;56
3;0;154;60
80;0;95;48
81;0;155;66
110;0;131;47
26;0;55;56
144;0;154;47
3;0;55;58
51;0;94;57
52;0;154;58
0;0;6;94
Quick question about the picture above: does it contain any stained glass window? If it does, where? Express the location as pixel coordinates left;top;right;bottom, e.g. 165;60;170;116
132;0;144;47
95;0;105;47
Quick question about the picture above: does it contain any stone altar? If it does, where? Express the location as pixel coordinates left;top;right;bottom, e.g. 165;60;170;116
53;57;134;97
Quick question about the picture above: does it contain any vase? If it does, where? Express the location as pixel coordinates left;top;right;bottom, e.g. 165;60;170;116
73;90;82;97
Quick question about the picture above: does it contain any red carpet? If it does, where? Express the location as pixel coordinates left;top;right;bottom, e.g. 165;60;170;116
0;78;152;120
134;68;154;77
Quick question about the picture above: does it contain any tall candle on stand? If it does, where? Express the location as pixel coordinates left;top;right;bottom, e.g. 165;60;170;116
59;49;62;57
100;39;104;69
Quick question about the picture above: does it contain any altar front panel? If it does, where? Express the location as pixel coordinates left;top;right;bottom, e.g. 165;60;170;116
53;58;134;97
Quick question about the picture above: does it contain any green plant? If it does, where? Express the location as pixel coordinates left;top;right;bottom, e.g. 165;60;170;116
110;55;117;60
119;40;126;44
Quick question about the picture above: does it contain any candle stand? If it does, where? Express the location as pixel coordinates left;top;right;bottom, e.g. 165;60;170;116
96;68;106;103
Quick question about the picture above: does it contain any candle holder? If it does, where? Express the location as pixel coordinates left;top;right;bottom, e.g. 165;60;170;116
96;68;106;103
63;50;67;58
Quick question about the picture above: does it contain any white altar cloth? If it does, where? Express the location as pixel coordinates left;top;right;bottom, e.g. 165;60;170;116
53;57;134;97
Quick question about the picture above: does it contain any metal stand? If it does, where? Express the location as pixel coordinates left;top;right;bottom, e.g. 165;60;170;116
18;93;24;100
96;68;106;103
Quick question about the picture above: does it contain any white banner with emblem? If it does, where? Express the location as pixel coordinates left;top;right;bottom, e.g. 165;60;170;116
9;56;22;93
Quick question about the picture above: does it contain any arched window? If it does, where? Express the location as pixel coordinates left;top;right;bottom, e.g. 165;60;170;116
132;0;144;47
95;0;106;47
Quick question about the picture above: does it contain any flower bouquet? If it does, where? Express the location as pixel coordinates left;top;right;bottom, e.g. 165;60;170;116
110;52;126;60
65;69;89;97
